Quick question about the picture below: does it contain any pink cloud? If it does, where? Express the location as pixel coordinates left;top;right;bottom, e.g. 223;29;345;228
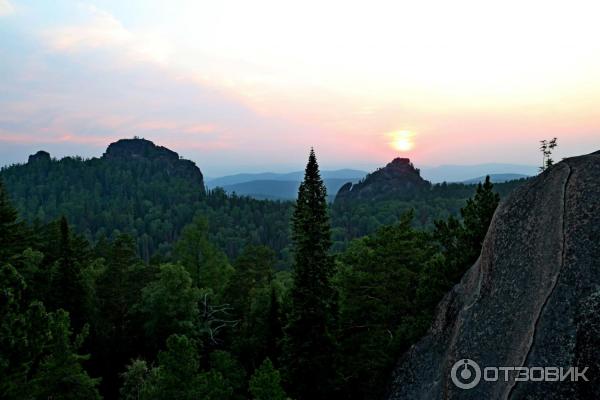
182;124;217;134
0;130;119;147
57;134;119;146
0;132;41;144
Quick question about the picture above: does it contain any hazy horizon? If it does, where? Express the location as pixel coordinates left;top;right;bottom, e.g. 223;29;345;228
0;136;543;178
2;0;600;176
0;138;538;179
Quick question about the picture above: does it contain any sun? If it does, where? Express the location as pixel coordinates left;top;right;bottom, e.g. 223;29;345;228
390;130;415;152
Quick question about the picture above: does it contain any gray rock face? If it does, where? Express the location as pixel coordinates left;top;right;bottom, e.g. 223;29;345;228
387;151;600;399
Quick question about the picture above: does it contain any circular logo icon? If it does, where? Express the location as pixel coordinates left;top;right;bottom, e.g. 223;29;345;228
451;359;481;389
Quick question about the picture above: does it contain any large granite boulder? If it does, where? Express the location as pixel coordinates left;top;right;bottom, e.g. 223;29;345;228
387;151;600;399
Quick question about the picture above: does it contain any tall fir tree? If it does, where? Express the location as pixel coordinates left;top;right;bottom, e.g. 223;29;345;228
265;286;283;365
174;213;232;293
249;358;287;400
0;178;26;262
93;234;150;398
49;216;88;330
282;148;339;399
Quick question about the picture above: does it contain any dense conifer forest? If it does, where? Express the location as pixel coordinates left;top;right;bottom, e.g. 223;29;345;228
0;141;507;399
0;139;523;265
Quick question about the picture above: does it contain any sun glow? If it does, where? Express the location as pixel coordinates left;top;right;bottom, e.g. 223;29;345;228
390;130;415;152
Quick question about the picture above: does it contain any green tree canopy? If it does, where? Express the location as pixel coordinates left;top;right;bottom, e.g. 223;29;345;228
282;148;339;399
249;358;287;400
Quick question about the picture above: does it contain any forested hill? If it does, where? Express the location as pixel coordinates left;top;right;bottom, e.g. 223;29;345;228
0;138;528;264
103;137;205;185
335;157;430;202
0;138;295;262
330;158;528;250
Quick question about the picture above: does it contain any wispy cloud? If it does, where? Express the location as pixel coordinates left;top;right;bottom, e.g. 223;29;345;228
0;129;116;146
0;0;14;16
43;4;171;65
0;5;319;173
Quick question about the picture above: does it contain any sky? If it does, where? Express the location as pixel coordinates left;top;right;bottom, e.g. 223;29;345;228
1;0;599;176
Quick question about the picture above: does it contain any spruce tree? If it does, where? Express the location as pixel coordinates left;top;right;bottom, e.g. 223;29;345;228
461;175;500;257
249;358;287;400
49;216;87;330
265;286;283;364
0;179;26;262
174;213;232;293
94;234;148;397
282;148;338;399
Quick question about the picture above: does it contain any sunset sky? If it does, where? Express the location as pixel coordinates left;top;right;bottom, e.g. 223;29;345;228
1;0;599;175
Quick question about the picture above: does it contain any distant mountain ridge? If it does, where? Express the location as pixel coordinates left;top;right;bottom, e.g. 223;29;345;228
461;173;529;184
220;178;360;200
207;162;535;201
206;168;367;188
420;162;537;183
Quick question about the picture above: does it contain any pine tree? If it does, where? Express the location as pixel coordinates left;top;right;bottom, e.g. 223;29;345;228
138;263;200;349
120;359;152;400
174;213;232;293
282;148;339;399
0;264;100;399
265;286;283;364
222;245;277;369
223;245;275;318
153;335;203;399
49;216;87;330
209;350;246;399
249;358;287;400
434;175;500;282
461;176;500;252
539;137;558;172
0;179;26;262
94;234;150;398
29;311;101;400
336;211;438;400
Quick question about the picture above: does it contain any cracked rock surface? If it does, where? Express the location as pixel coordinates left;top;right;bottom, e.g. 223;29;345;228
386;151;600;400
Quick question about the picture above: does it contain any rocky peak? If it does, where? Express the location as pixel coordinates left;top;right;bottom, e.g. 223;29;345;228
28;150;51;164
386;157;411;167
380;157;421;178
103;138;179;161
102;138;205;191
335;157;429;202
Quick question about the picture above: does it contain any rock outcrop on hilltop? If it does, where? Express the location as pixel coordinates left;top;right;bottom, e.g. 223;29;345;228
335;158;430;202
103;137;179;160
103;138;205;189
27;150;51;164
386;151;600;399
